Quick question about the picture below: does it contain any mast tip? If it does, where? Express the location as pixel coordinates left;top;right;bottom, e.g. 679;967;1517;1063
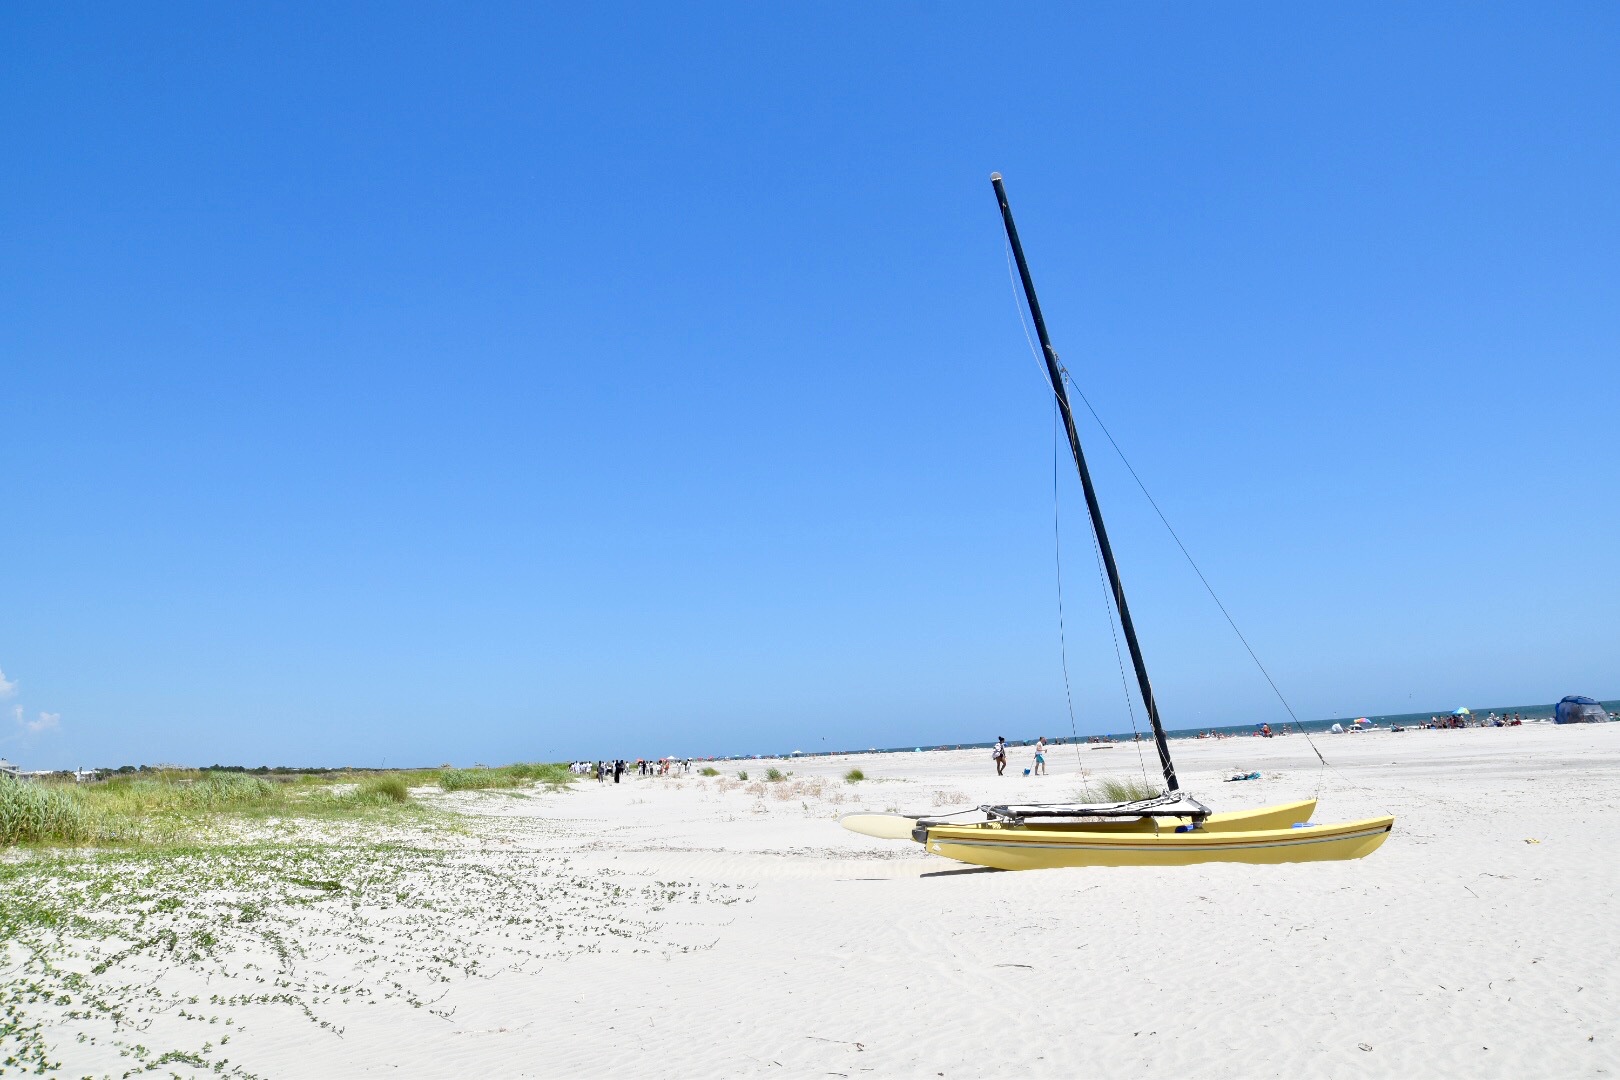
989;171;1003;181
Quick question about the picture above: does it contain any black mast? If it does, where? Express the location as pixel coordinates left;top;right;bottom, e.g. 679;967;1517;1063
990;172;1179;794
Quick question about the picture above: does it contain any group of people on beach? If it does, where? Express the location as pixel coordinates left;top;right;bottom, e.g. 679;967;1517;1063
567;758;696;783
637;757;693;775
1425;713;1524;730
569;760;625;783
991;736;1048;776
1195;726;1285;740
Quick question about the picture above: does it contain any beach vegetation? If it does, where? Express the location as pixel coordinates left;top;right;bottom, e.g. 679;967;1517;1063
1091;776;1162;802
357;775;410;803
0;761;573;850
843;768;865;782
699;767;720;776
0;836;748;1075
97;771;282;812
435;762;571;791
0;778;95;846
764;767;786;782
736;770;748;780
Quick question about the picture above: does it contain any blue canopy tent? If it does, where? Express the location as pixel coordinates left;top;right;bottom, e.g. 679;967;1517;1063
1555;695;1610;725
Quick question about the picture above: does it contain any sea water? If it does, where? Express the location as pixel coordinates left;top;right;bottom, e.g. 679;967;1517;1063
741;700;1618;760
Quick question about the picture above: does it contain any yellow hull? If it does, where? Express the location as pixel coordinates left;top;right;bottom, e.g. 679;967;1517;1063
920;815;1393;870
1202;798;1317;832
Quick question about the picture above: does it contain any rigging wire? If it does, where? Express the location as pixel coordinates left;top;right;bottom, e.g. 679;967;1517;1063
1055;367;1331;792
1002;235;1332;796
1014;240;1089;780
1013;238;1150;790
1005;242;1060;403
1072;411;1155;791
1048;404;1088;786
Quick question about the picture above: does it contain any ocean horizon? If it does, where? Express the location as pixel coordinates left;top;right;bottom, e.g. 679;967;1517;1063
731;699;1619;760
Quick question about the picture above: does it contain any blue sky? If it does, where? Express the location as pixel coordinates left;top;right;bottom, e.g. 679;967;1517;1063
3;4;1616;769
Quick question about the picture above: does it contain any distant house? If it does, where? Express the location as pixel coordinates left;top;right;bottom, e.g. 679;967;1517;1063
0;759;18;780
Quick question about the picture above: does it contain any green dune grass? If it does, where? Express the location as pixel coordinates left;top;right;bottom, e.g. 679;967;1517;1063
0;779;96;845
1088;776;1163;802
434;762;571;791
0;761;573;849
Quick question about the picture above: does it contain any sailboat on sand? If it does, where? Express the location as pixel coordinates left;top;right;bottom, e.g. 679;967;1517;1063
841;174;1394;871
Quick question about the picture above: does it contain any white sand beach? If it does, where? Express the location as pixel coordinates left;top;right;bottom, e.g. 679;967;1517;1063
14;721;1619;1078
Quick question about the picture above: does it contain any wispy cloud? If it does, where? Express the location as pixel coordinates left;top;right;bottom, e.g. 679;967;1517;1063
0;667;15;699
10;706;59;734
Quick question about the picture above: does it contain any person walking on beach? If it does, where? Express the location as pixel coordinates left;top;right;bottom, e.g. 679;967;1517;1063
1033;736;1047;776
993;736;1007;776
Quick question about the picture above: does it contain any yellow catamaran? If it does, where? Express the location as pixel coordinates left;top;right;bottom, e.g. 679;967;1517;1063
842;174;1394;871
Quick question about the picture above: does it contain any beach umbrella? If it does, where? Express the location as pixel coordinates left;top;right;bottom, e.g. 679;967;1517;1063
1353;717;1370;725
1453;707;1471;716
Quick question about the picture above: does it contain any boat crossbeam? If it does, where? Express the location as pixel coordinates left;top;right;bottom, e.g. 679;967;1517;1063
980;793;1211;824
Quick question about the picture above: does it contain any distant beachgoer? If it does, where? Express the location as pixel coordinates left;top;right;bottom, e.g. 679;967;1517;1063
1033;737;1047;775
993;737;1007;776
